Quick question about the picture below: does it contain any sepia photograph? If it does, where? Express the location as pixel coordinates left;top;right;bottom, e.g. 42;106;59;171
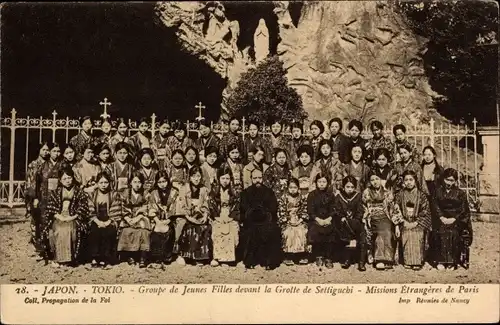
0;1;498;318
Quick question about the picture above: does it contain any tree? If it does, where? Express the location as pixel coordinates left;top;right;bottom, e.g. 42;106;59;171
226;55;307;124
395;0;498;125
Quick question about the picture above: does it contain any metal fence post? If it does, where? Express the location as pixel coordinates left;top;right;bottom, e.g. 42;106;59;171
151;113;157;139
8;109;17;208
241;117;246;143
429;118;435;147
51;110;57;143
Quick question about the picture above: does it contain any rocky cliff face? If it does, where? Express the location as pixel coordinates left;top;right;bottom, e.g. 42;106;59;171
156;1;443;126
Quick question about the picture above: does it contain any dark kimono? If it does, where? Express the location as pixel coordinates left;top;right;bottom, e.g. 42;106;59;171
137;166;159;195
433;186;473;267
195;133;220;161
227;159;244;195
291;164;315;198
269;133;290;157
177;185;212;261
372;165;397;190
395;189;432;266
394;159;428;195
312;157;344;192
330;133;350;164
219;132;244;160
310;134;326;162
166;135;195;153
117;189;151;253
366;136;394;166
109;133;130;154
26;157;47;253
42;186;90;263
208;185;240;262
148;187;179;263
69;131;96;161
346;137;368;161
307;189;337;260
394;139;421;164
106;161;134;193
87;190;122;264
263;164;291;199
278;193;308;254
243;135;272;164
35;160;62;230
152;133;173;171
288;137;311;168
239;184;282;268
128;132;151;158
343;161;370;193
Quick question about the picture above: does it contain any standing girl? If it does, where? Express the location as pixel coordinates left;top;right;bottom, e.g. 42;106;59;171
184;146;201;171
201;145;219;192
61;144;77;169
87;172;122;268
289;122;309;168
167;121;195;152
343;144;370;193
117;172;151;268
394;171;431;270
269;120;290;158
226;143;244;195
176;167;212;266
219;117;243;160
372;148;397;190
106;142;134;193
312;139;343;193
42;167;89;267
291;144;315;198
136;148;159;195
70;116;95;161
394;143;428;195
309;120;326;162
208;165;240;266
152;120;173;170
95;143;113;171
109;118;130;154
263;148;292;199
148;171;180;267
307;174;337;268
128;118;151;157
346;120;367;160
278;178;309;265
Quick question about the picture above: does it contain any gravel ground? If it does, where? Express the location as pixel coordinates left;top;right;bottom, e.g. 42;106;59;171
0;220;498;284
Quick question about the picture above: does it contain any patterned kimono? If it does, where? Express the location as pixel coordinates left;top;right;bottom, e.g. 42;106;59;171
312;157;344;192
201;162;217;192
166;135;195;153
288;137;311;168
310;135;326;162
177;185;212;261
243;135;272;164
362;187;403;265
366;136;394;166
152;133;172;171
73;159;101;188
219;132;243;160
394;159;428;195
372;165;397;190
36;160;62;224
433;186;473;267
87;190;122;263
278;193;308;254
195;133;220;161
343;161;370;193
263;164;291;199
291;164;315;198
43;186;89;263
269;133;290;157
137;166;159;195
69;131;96;161
109;133;129;154
209;185;240;262
242;162;269;189
394;139;420;164
106;161;134;193
148;187;179;262
227;159;244;194
128;132;151;158
26;157;47;252
395;188;431;266
117;189;151;253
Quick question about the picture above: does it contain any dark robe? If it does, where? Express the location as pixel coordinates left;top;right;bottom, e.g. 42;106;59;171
195;133;221;159
166;135;195;153
26;157;47;253
366;136;394;167
346;137;368;162
128;132;151;158
329;133;350;164
69;131;97;161
334;191;365;244
239;184;282;268
307;189;337;260
288;137;311;168
263;164;292;199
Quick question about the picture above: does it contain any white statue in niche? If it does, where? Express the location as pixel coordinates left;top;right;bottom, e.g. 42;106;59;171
253;18;269;63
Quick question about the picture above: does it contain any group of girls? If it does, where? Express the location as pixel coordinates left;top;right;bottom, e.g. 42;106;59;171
24;115;473;271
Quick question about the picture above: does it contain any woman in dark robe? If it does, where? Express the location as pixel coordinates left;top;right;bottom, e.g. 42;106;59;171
288;122;310;168
372;148;397;190
343;144;370;193
225;143;244;195
394;170;432;270
239;168;282;270
70;116;96;161
334;176;367;271
269;120;290;159
87;172;121;268
307;173;337;268
346;120;368;161
42;167;89;267
366;120;393;167
148;171;179;268
184;146;201;171
393;143;428;195
433;168;473;270
95;143;113;171
106;142;134;193
243;120;272;165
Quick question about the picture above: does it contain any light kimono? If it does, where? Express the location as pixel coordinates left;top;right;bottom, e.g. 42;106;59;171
263;164;291;198
73;159;101;188
117;189;151;253
291;164;315;198
277;193;308;253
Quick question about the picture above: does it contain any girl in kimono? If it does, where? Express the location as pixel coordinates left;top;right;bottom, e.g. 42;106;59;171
343;144;370;193
106;142;134;193
346;120;368;161
117;172;151;268
334;176;366;271
176;166;212;266
201;145;219;192
372;148;397;190
269;120;290;159
166;121;195;152
393;124;420;163
328;117;350;164
184;146;201;171
312;139;343;193
87;172;121;268
61;143;77;169
42;167;89;267
97;119;113;147
147;171;180;268
309;120;326;162
243;120;272;165
128;118;151;157
208;164;240;266
25;142;49;256
152;119;172;171
291;144;315;198
366;120;393;167
226;143;244;195
362;172;403;270
73;143;101;190
433;168;473;270
220;118;244;160
135;148;159;195
289;122;310;168
307;173;337;268
394;143;428;195
278;178;309;265
243;145;269;189
263;148;292;199
394;170;431;270
167;149;189;192
109;118;130;154
95;143;113;171
70;116;95;161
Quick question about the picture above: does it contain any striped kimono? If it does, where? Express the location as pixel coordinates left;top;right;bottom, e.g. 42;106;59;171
106;161;134;193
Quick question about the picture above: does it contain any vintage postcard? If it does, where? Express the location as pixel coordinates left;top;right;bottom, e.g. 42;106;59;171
0;1;498;323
